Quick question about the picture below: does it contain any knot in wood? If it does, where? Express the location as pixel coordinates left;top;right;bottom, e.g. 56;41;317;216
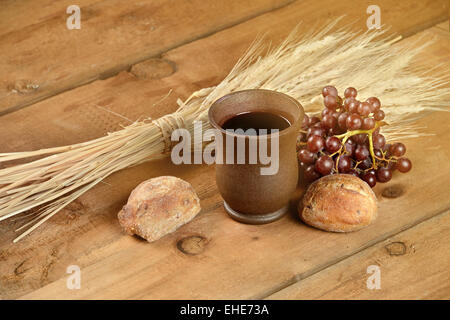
130;58;175;80
385;241;407;256
177;235;208;255
382;184;404;198
10;80;39;94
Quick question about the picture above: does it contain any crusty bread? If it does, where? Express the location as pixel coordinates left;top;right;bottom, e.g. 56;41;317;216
299;174;378;232
118;176;201;242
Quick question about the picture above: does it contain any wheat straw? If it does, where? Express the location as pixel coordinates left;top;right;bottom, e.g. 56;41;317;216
1;21;449;242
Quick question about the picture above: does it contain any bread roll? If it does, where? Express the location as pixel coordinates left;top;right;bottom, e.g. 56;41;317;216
300;174;377;232
118;176;201;242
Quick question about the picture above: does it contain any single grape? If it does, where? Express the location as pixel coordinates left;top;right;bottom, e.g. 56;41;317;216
307;126;325;138
367;169;376;176
374;149;383;158
344;87;357;98
366;97;381;112
307;135;325;153
337;112;348;130
322;108;333;118
337;155;352;173
298;149;315;164
376;167;392;183
358;158;372;170
362;117;375;130
355;144;370;161
322;114;337;129
309;116;320;125
344;140;356;156
315;155;334;175
304;165;321;181
322;85;338;97
347;100;359;114
390;142;406;157
300;132;308;141
325;136;341;153
357;101;371;117
352;133;367;145
361;172;377;188
329;127;342;136
346;113;362;130
324;95;338;110
396;157;412;173
372;134;386;149
349;136;358;144
386;160;397;171
344;97;354;110
373;110;385;121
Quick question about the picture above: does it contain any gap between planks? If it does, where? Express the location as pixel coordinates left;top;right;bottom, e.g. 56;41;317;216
258;205;450;299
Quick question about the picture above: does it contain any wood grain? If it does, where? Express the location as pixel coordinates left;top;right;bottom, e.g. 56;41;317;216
0;0;294;115
267;211;450;299
0;0;447;115
0;0;102;36
14;109;450;300
0;3;448;299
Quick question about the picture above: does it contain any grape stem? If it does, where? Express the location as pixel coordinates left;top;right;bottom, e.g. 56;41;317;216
334;121;386;170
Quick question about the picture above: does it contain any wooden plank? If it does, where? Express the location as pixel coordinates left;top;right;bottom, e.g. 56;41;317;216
15;109;450;300
0;11;448;299
0;0;447;115
0;0;294;115
0;0;104;36
267;211;450;299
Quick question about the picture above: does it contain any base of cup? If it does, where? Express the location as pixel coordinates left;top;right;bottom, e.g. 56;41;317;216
223;201;288;224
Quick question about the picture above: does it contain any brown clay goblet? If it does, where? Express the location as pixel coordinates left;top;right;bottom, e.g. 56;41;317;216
208;89;304;224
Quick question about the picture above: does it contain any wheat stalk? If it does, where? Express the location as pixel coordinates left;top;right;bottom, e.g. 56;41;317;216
1;22;449;242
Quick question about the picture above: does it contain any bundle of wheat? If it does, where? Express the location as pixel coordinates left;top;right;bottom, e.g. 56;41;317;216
0;21;449;242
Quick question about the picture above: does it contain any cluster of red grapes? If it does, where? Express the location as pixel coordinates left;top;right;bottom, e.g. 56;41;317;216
297;85;412;188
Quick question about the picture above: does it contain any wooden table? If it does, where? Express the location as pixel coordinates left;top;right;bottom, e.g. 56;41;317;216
0;0;449;300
